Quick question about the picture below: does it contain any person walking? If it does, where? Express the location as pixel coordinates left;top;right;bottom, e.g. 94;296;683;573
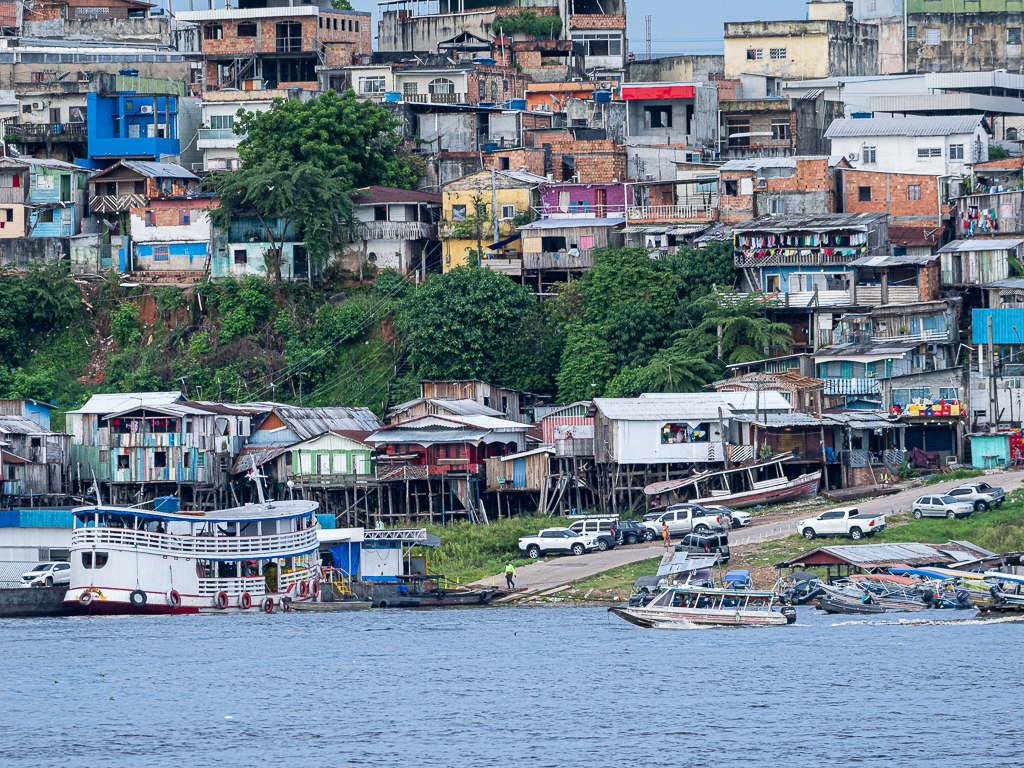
662;520;670;548
504;561;517;589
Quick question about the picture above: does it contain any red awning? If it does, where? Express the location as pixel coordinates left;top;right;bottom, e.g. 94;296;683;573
621;84;695;100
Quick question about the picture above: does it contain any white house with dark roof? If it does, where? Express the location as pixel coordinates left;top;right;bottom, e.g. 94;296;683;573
824;116;989;176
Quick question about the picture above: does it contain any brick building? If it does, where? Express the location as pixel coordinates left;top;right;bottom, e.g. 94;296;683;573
178;4;371;91
721;91;841;159
483;139;626;183
719;156;850;224
837;168;948;251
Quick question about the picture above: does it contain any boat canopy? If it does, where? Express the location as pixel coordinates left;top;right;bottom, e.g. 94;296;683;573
723;569;751;583
887;567;955;582
71;500;319;523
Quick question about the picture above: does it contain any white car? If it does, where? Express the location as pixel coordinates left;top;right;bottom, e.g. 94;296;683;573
518;527;600;559
21;562;71;588
911;495;974;520
704;505;752;529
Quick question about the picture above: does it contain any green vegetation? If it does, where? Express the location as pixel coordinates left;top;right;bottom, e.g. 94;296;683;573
921;468;984;485
422;515;566;583
492;10;563;38
987;144;1011;162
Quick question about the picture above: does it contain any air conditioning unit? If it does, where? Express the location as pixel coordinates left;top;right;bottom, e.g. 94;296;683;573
140;105;153;114
31;102;41;111
847;152;859;161
756;177;767;188
597;80;613;90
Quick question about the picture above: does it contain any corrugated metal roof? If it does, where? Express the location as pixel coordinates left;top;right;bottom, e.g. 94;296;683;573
851;253;937;267
824;115;984;139
367;428;489;444
0;415;54;435
718;157;796;172
779;541;973;568
388;398;504;419
68;391;182;415
231;445;291;474
520;217;625;230
121;161;199;180
351;186;441;206
497;169;548;184
178;6;325;20
734;412;828;428
275;406;382;440
718;391;793;412
594;394;734;421
983;278;1024;289
732;213;884;233
938;238;1024;253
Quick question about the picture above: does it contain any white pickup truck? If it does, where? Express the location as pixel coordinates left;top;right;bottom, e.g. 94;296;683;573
518;527;600;559
796;507;886;541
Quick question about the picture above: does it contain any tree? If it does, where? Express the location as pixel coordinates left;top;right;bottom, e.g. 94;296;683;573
330;0;352;8
208;159;354;284
235;90;416;189
396;267;539;384
555;322;615;401
692;290;794;364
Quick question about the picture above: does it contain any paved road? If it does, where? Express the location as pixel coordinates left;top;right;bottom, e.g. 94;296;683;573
474;469;1024;595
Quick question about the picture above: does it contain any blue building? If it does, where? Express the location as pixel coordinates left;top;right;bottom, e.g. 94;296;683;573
85;75;184;164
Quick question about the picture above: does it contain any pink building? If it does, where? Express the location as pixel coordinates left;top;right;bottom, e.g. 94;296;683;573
539;181;633;219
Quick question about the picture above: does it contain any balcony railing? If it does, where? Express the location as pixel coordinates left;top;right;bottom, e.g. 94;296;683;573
6;122;88;140
90;193;147;214
523;250;594;270
0;187;25;204
822;378;881;395
735;249;866;268
354;220;437;241
626;204;715;222
198;128;242;141
70;526;319;559
537;205;627;218
555;438;594;457
401;92;467;104
198;576;266;597
821;328;950;346
375;463;481;481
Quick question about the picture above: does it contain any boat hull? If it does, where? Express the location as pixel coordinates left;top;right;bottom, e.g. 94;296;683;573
694;472;822;510
609;605;790;628
63;584;318;615
816;596;886;615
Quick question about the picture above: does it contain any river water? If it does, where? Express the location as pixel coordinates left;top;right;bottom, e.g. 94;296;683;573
2;605;1022;767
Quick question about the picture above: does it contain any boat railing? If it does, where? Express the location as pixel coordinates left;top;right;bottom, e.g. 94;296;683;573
279;566;318;591
320;567;352;597
70;527;319;557
198;576;267;597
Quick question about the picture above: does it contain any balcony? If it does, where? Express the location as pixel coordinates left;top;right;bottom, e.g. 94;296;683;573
555;438;594;457
735;249;864;268
852;285;920;306
375;463;481;481
70;526;319;559
537;205;627;219
401;92;468;105
90;193;147;213
0;187;25;204
820;328;950;346
354;220;437;241
626;204;715;222
196;128;244;150
523;250;594;270
6;122;88;141
822;378;881;396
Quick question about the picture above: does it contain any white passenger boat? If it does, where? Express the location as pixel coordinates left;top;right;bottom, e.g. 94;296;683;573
63;498;322;615
610;583;797;628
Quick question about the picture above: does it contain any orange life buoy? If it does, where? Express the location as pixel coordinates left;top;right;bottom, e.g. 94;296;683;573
239;592;251;610
262;596;274;613
167;590;181;609
297;580;308;598
310;579;319;598
215;591;229;610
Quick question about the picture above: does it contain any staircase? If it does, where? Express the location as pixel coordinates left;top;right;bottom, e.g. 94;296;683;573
447;477;488;525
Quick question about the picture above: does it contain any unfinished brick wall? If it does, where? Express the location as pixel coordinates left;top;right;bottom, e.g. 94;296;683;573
919;263;941;302
719;157;837;223
200;13;369;58
840;169;941;226
545;139;626;183
466;64;529;105
569;14;626;29
482;148;546;176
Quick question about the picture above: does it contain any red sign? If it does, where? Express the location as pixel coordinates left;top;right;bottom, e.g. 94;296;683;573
621;84;696;100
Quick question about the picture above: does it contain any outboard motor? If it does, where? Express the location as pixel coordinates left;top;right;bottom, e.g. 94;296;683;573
954;589;973;609
920;589;935;608
990;584;1005;605
780;606;798;624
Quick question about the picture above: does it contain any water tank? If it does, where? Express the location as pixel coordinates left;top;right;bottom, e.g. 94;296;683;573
593;91;612;103
484;142;498;152
473;57;497;66
119;68;139;77
154;496;180;513
384;91;401;102
509;98;526;110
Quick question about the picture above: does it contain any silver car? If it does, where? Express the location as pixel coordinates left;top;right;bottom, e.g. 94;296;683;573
911;494;974;520
946;482;1005;511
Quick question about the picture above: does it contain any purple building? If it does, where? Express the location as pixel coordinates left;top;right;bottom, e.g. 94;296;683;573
539;182;633;219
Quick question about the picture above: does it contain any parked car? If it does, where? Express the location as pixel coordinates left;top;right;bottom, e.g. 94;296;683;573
911;495;974;520
640;504;726;541
704;504;752;529
675;531;731;564
796;507;886;541
615;520;646;545
946;482;1005;511
21;562;71;588
567;518;618;551
518;528;600;559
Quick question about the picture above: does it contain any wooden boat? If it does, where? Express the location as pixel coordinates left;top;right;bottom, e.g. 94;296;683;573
816;595;886;615
610;583;797;628
644;453;820;510
289;600;371;612
819;583;926;612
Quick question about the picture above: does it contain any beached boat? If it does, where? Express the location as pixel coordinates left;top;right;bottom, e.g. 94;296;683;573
63;498;322;615
610;583;797;628
643;453;820;510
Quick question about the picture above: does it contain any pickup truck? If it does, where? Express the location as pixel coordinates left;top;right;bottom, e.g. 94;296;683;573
518;527;600;559
946;482;1005;511
640;504;726;541
796;507;885;541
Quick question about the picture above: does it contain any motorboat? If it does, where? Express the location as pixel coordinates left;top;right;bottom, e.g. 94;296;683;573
778;571;825;605
643;453;820;510
817;582;927;613
610;583;797;628
816;594;886;615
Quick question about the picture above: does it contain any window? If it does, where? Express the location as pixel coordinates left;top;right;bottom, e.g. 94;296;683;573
154;451;167;468
82;551;108;569
727;118;750;147
374;205;387;221
723;180;738;196
233;249;247;264
358;76;386;94
451;204;467;221
1009;28;1022;46
491;80;498;102
204;23;223;40
145;210;156;226
771;117;790;141
37;209;53;223
644;106;672;129
210;114;233;130
237;22;257;37
967;28;978;44
917;148;941;158
907;26;917;40
939;387;959;400
908;184;921;201
949;144;964;160
355;20;359;32
117;454;130;469
499;157;510;170
769;198;786;215
1;209;11;222
428;78;454;95
840;362;853;379
863;146;877;164
478;78;485;101
769;48;787;59
541;236;567;252
1008;127;1019;141
403;82;417;96
570;32;622;56
925;28;940;45
746;48;763;60
153;245;169;261
858;186;872;202
501;204;516;219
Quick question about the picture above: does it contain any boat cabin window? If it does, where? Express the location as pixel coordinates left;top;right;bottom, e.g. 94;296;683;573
661;422;710;444
81;551;109;569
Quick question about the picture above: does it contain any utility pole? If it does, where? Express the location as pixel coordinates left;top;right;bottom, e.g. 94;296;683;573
645;15;652;60
491;169;499;245
989;314;997;434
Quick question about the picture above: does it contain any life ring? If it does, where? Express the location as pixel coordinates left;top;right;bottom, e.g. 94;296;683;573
239;592;252;610
310;579;319;598
78;591;94;607
129;590;147;608
167;590;182;609
297;580;309;598
215;591;229;610
262;597;274;613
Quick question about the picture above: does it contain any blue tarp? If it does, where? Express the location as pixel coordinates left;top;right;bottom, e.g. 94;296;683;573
316;514;335;529
329;542;360;578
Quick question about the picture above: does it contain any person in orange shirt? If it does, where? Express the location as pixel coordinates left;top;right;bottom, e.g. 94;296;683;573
662;521;670;548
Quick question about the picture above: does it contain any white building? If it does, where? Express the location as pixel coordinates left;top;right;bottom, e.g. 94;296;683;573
343;186;441;275
824;116;989;177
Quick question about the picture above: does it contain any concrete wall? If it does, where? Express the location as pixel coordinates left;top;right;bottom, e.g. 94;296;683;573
418;113;477;153
724;19;879;79
564;98;626;144
906;12;1024;72
831;127;988;175
626;55;724;83
0;586;71;617
0;237;66;267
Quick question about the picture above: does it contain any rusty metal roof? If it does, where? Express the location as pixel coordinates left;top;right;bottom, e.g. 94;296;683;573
274;406;382;440
775;542;982;569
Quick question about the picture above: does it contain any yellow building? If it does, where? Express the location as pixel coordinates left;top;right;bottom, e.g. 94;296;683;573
440;169;545;272
723;1;878;81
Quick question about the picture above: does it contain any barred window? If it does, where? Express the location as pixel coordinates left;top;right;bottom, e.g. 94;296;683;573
769;48;786;59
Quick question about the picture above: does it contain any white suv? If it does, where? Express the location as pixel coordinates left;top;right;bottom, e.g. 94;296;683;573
518;528;600;559
946;483;1005;511
21;562;71;588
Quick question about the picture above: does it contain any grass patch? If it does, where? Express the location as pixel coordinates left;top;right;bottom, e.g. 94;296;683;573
870;492;1024;553
921;468;984;485
419;515;565;584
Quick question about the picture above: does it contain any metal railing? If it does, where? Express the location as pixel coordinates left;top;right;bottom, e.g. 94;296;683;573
402;92;467;104
822;378;881;395
71;527;319;558
6;122;88;139
279;566;318;590
626;204;715;221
